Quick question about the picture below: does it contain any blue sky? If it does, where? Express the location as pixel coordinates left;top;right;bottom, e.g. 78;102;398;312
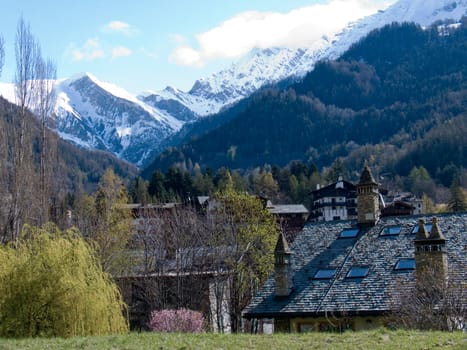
0;0;395;94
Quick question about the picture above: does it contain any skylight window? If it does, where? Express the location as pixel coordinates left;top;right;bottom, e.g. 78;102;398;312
346;267;369;278
314;269;336;279
394;258;415;270
381;226;402;236
411;224;432;234
339;228;360;238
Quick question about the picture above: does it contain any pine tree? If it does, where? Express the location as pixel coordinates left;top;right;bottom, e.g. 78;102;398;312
448;181;467;212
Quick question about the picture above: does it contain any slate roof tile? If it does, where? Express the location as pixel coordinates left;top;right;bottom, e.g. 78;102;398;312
244;212;467;318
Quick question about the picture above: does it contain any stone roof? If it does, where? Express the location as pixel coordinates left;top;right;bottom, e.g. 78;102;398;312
275;231;291;254
267;204;309;215
243;212;467;318
359;165;377;185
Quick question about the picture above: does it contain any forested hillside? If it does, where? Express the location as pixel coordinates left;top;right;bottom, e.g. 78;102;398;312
143;21;467;186
0;96;137;227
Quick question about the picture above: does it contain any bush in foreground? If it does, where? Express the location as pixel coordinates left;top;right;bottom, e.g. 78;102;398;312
148;309;205;333
0;224;128;337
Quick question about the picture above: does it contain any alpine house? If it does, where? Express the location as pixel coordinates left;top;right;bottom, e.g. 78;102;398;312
243;166;467;332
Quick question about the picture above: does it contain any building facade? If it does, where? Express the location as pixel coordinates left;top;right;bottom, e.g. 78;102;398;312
244;167;467;333
309;177;357;222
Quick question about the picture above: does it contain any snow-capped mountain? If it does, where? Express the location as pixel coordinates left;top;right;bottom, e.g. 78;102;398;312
1;0;465;167
145;0;467;119
0;74;185;166
52;73;184;166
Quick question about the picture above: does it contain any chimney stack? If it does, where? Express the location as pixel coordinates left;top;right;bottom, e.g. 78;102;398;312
274;231;293;297
414;217;448;287
356;165;380;227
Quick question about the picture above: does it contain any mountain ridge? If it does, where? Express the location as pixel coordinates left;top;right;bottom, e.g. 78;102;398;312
1;0;466;167
141;21;467;181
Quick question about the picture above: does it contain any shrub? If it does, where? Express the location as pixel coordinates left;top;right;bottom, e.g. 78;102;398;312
148;309;205;333
0;224;129;337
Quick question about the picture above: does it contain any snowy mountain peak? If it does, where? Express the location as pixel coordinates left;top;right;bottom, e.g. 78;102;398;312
147;0;466;120
2;0;466;167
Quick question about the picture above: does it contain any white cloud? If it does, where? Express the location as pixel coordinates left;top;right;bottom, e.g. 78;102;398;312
112;46;132;58
70;38;105;61
170;0;396;67
103;21;137;36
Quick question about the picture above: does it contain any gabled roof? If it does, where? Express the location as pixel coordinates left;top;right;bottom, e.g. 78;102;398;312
268;204;309;215
310;180;356;199
243;212;467;318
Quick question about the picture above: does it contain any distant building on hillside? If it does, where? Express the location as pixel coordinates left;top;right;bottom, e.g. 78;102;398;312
244;166;467;333
310;176;424;223
263;199;309;242
309;177;357;222
381;192;423;217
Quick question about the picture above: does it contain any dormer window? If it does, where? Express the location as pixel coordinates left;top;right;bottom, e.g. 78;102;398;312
339;228;360;238
346;266;369;278
394;258;415;270
381;226;401;236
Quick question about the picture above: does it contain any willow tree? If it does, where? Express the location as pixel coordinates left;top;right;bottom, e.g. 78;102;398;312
0;224;128;337
208;190;277;332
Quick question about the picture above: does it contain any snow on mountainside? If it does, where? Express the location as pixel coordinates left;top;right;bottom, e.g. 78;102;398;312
1;0;466;167
52;73;184;166
144;0;467;119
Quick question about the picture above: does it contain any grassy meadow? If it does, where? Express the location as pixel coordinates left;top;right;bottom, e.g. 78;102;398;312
0;329;465;350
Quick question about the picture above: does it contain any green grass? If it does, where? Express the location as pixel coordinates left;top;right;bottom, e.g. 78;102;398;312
0;329;465;350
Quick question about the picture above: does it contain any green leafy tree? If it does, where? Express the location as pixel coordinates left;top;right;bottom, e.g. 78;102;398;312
0;224;128;337
75;169;133;275
252;171;279;200
408;166;436;198
209;190;277;332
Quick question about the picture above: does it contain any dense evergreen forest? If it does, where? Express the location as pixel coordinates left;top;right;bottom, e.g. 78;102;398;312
142;21;467;194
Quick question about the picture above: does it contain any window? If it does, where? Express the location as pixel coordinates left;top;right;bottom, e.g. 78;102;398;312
381;226;401;236
411;224;432;234
314;269;336;279
339;228;360;238
319;320;354;332
298;323;314;333
346;266;369;278
394;258;415;270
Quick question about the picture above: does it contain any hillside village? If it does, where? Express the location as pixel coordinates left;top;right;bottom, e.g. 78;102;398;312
0;0;466;341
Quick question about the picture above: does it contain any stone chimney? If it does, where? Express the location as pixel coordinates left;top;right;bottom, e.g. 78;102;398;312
414;217;448;286
357;165;380;227
274;231;293;297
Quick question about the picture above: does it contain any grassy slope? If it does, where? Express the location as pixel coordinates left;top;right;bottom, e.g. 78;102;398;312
0;329;465;350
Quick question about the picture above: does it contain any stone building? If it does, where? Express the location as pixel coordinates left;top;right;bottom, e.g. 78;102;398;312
243;166;467;333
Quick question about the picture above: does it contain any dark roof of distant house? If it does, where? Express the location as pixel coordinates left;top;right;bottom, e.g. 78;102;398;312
243;212;467;319
310;180;357;199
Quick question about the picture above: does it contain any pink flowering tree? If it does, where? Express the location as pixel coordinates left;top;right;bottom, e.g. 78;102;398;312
148;309;205;333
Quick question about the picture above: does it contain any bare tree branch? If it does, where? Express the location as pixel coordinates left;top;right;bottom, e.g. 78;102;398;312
0;34;5;80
